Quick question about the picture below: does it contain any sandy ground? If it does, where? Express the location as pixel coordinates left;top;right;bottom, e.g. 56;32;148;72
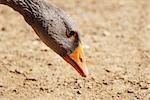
0;0;150;100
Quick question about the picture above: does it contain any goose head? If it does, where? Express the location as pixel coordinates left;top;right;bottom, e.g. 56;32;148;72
43;6;88;77
0;0;88;77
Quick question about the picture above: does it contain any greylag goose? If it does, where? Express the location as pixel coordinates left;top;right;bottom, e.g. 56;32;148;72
0;0;88;77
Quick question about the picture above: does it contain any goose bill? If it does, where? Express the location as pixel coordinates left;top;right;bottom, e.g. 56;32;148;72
63;43;88;77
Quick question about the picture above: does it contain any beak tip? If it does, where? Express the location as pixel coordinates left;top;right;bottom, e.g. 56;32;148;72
81;67;88;77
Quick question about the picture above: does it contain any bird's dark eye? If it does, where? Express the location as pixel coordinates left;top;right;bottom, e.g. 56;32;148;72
70;31;75;36
66;31;76;38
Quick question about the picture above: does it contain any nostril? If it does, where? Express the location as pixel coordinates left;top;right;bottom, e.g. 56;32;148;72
80;57;83;62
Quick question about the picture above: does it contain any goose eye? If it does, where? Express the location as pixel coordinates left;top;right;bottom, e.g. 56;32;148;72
70;31;75;36
66;31;76;38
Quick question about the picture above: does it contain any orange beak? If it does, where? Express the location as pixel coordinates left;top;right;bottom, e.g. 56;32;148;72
63;43;88;77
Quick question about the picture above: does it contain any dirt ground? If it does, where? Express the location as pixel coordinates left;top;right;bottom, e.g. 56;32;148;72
0;0;150;100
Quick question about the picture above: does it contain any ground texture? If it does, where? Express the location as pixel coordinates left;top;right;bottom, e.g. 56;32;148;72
0;0;150;100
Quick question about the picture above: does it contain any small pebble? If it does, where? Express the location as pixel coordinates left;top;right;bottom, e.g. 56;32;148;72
41;49;48;52
135;96;140;99
1;27;6;31
77;90;82;94
91;77;96;81
87;84;92;89
25;78;37;81
102;30;110;36
47;63;52;66
50;90;54;92
0;85;3;87
12;89;17;93
78;83;83;88
105;69;110;73
29;69;32;71
141;86;148;90
75;79;82;84
103;81;108;85
63;82;68;86
127;90;134;93
40;87;44;91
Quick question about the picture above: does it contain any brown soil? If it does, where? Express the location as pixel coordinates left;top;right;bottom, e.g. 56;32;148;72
0;0;150;100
